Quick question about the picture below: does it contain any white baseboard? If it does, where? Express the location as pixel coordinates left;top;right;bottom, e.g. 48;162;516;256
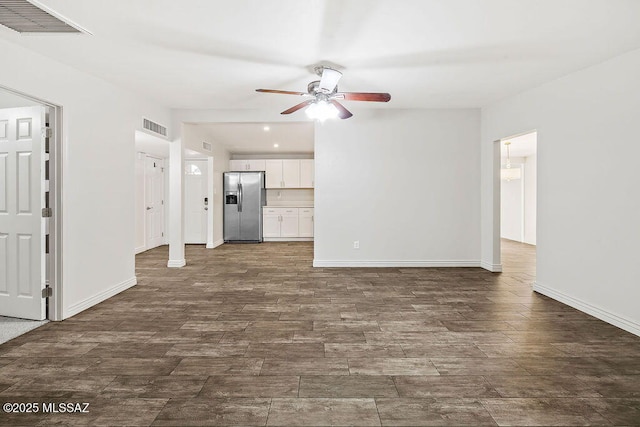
167;259;186;268
312;260;481;268
206;239;224;249
134;245;146;255
64;276;137;319
480;261;503;272
533;282;640;337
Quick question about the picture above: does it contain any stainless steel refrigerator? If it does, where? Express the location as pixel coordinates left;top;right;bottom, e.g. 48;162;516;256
223;171;266;242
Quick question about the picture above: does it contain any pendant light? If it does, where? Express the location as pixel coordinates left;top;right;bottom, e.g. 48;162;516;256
501;141;522;181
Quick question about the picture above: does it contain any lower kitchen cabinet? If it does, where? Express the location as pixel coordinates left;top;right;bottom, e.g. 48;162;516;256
298;208;314;237
263;207;313;240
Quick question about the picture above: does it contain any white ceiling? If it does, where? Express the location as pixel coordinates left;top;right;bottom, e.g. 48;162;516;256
2;1;640;110
199;122;314;154
501;132;537;158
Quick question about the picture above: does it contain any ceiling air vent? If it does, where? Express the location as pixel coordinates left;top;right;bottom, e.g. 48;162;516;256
202;142;212;152
0;0;86;34
143;118;168;138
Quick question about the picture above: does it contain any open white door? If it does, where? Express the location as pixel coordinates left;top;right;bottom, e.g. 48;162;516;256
145;156;165;250
0;107;46;320
184;159;208;244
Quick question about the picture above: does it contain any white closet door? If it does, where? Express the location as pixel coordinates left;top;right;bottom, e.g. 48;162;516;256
0;107;46;320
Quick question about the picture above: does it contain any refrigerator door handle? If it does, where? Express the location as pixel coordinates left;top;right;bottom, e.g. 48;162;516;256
238;183;243;212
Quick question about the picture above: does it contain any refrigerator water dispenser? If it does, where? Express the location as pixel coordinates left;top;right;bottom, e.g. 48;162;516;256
225;192;238;204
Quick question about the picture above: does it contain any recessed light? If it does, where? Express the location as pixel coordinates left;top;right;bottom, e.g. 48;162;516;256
263;126;270;131
273;143;279;148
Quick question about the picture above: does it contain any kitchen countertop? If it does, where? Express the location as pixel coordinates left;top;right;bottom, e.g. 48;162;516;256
264;205;314;208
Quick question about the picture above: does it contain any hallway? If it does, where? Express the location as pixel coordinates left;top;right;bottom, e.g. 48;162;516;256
0;242;638;425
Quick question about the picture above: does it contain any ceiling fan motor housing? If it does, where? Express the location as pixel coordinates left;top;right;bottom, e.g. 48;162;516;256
308;80;337;96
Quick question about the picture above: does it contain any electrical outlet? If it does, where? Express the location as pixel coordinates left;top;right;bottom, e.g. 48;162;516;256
353;240;360;249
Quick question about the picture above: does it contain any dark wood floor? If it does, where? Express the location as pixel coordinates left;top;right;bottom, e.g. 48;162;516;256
0;241;639;426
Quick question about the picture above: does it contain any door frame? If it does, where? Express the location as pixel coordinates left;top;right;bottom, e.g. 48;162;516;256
183;158;209;244
144;155;166;251
493;129;538;271
0;84;63;321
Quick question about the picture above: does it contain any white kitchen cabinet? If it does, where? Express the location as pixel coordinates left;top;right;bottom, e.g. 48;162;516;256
265;160;282;188
265;160;302;188
282;160;300;188
299;159;314;188
262;207;312;240
229;159;266;171
262;208;282;238
298;208;314;237
280;208;299;237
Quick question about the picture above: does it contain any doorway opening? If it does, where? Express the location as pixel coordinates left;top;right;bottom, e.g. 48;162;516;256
134;131;169;254
499;131;537;277
0;85;62;329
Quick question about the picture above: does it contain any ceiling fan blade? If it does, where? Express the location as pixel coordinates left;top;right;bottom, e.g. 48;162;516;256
330;100;353;119
337;92;391;102
318;68;342;93
281;99;314;115
256;89;309;96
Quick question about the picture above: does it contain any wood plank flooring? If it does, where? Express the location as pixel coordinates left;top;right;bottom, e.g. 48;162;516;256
0;240;639;425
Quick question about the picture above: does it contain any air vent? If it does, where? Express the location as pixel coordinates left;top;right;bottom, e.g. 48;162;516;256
143;118;168;138
0;0;84;34
202;142;212;152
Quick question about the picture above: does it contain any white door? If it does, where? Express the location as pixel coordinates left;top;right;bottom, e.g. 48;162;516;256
145;156;165;250
0;107;46;320
184;159;208;244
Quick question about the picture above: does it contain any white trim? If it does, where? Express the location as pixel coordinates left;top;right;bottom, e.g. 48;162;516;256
312;260;481;268
167;259;186;268
64;277;137;319
206;239;224;249
135;245;146;254
533;282;640;337
481;261;503;272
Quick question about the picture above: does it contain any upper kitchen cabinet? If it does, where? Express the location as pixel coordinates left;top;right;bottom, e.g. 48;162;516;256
265;159;301;188
229;159;266;171
299;159;314;188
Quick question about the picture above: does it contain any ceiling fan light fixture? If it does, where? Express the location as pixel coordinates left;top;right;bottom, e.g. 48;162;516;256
305;101;339;122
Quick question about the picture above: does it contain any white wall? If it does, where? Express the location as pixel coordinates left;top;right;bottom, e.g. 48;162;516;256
134;154;146;253
482;48;640;336
0;39;170;319
500;165;524;241
523;154;537;245
314;109;481;266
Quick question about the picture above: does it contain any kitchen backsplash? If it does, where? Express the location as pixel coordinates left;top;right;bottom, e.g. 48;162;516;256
266;189;314;206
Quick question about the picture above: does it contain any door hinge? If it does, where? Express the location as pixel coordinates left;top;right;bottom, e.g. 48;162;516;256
161;232;164;237
42;207;53;218
42;287;53;298
42;127;53;138
161;200;164;205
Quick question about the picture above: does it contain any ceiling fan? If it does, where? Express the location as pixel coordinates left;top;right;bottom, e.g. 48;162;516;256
256;66;391;120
